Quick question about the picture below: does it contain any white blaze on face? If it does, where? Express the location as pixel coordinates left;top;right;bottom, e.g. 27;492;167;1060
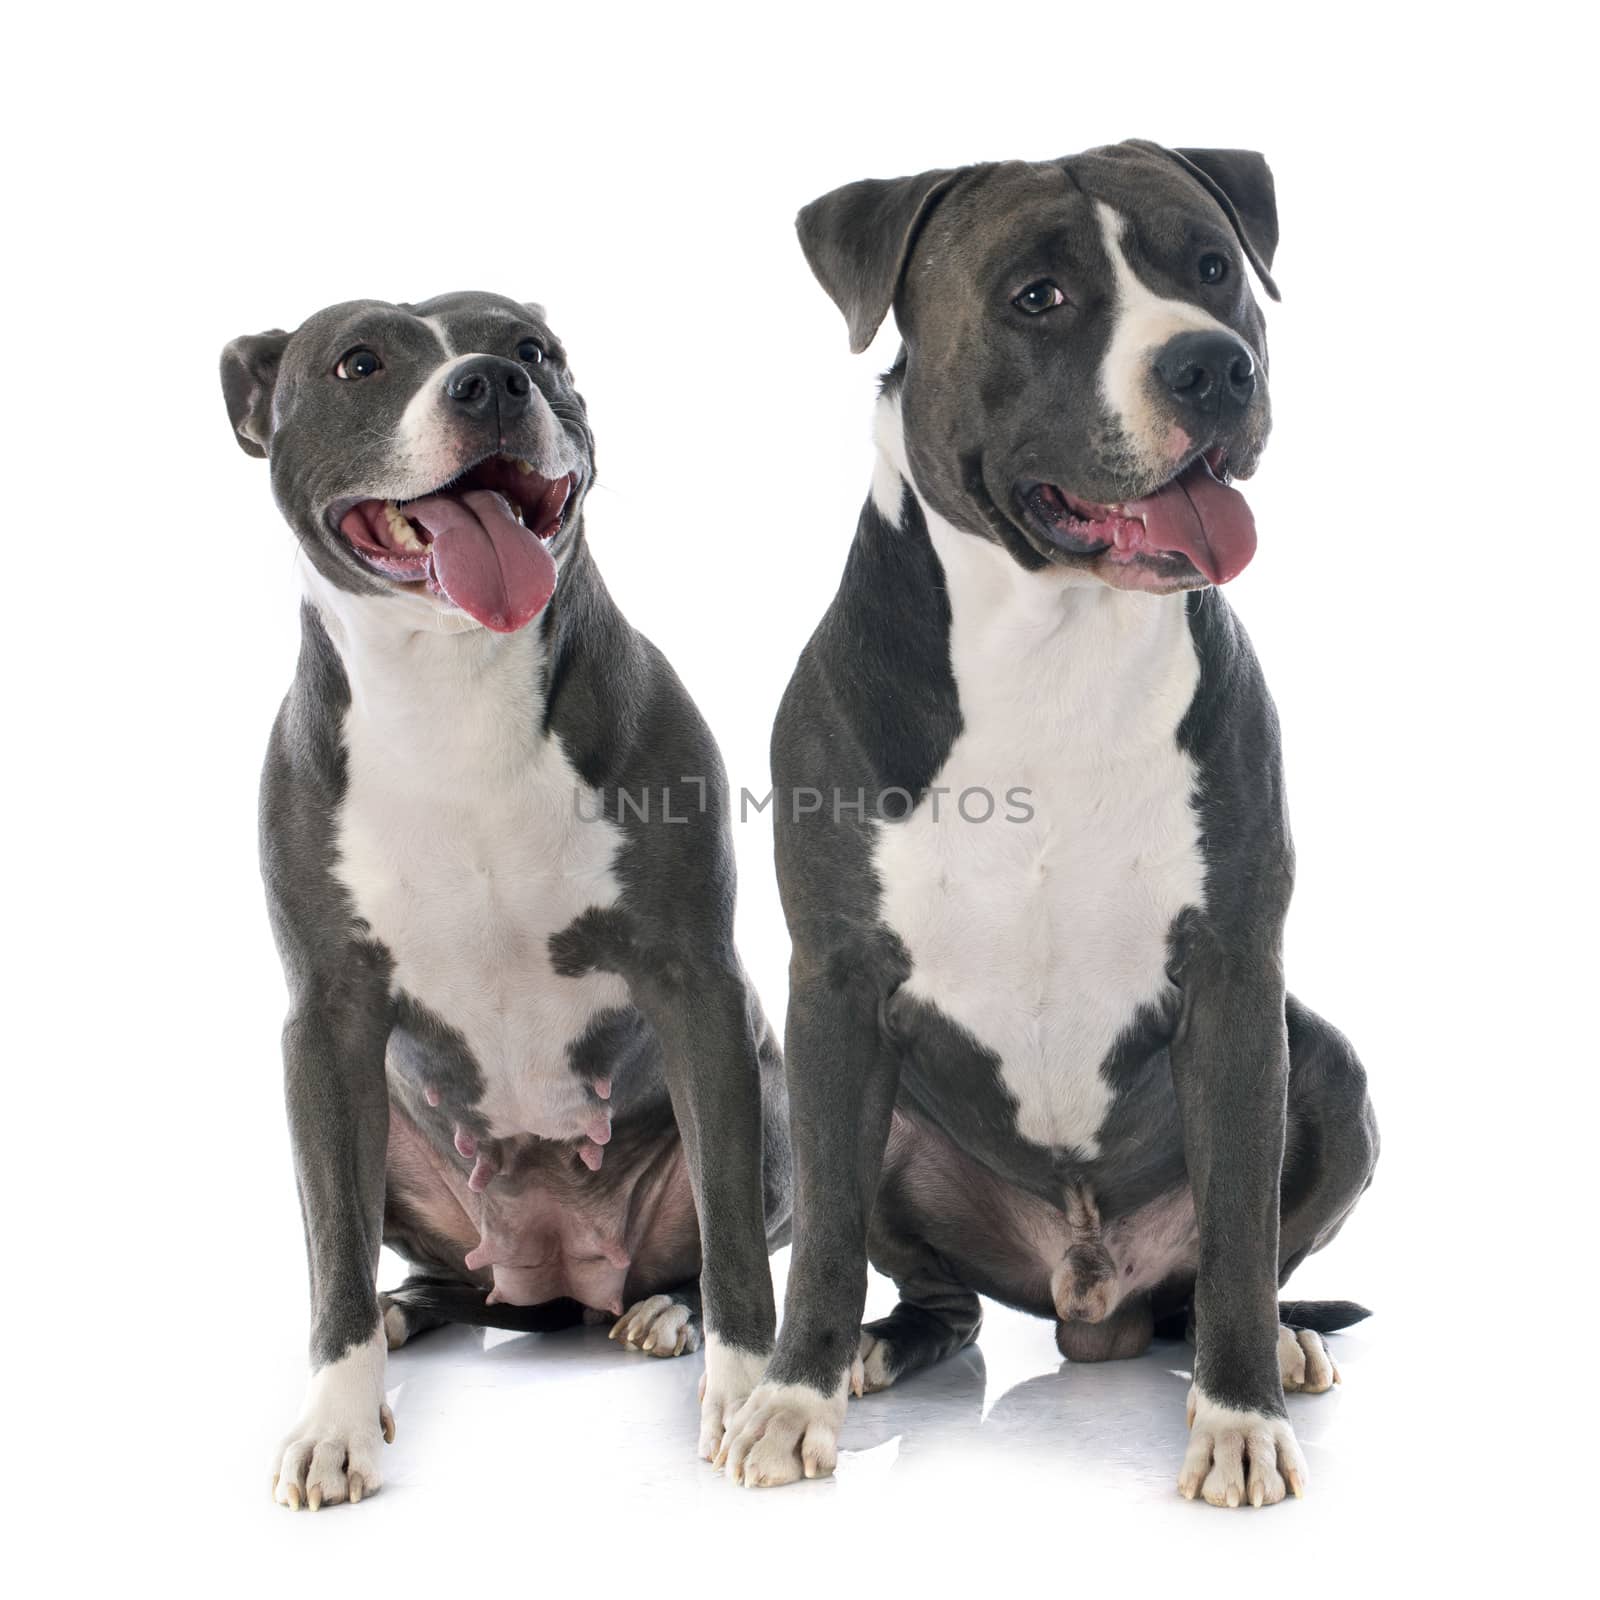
1095;200;1233;475
392;350;575;502
394;353;482;486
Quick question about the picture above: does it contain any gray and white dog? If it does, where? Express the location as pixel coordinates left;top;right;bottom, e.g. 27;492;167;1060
222;292;790;1510
720;142;1378;1505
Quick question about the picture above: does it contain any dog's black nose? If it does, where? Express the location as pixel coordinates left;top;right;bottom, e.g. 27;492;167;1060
445;355;533;419
1155;332;1256;417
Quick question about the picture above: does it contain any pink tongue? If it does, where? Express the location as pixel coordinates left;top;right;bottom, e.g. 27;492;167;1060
407;489;557;632
1125;458;1257;584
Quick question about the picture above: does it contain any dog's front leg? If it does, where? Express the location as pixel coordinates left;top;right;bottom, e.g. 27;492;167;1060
271;976;393;1510
634;965;781;1460
1170;956;1305;1508
718;950;898;1487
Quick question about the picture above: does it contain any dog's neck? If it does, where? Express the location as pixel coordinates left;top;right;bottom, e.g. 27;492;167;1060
299;551;552;760
869;390;1200;750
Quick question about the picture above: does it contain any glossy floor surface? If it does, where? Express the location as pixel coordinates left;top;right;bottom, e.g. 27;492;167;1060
65;1241;1542;1598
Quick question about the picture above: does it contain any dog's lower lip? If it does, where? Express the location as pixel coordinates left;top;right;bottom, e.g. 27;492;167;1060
1019;482;1119;556
1019;480;1195;575
1017;447;1256;586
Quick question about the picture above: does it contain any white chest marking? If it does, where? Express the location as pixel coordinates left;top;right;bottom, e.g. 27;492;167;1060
306;566;629;1142
870;398;1206;1157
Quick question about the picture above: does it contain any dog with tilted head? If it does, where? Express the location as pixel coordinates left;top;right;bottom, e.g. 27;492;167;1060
222;291;790;1510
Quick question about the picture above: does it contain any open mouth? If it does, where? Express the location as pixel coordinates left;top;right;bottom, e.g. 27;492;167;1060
334;454;575;632
1018;448;1257;587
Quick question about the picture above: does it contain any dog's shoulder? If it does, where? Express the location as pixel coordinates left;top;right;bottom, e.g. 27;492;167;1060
776;488;962;800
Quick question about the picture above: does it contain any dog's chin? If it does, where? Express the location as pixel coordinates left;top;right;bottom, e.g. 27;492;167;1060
309;546;491;631
1013;447;1258;591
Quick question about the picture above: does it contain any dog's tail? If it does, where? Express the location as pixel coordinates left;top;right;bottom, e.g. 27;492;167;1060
1278;1298;1372;1333
388;1281;589;1335
1154;1297;1373;1341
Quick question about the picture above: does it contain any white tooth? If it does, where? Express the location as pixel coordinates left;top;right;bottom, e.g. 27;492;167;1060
515;459;535;475
384;501;425;552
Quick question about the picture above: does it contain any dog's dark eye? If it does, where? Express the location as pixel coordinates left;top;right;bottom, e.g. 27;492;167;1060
1012;280;1066;315
516;338;545;365
334;347;382;380
1197;254;1230;286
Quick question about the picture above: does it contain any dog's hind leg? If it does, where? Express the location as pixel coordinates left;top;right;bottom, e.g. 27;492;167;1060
1280;994;1380;1275
610;1284;702;1358
1151;997;1380;1396
380;1275;454;1349
378;1274;588;1346
857;1210;982;1395
1272;994;1380;1392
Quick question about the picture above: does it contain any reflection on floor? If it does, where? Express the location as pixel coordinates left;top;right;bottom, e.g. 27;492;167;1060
361;1254;1378;1530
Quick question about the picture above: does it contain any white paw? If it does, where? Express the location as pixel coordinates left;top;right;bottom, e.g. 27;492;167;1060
853;1329;893;1395
1179;1387;1308;1508
273;1331;393;1511
719;1377;847;1487
1278;1323;1339;1393
697;1333;768;1461
382;1301;410;1351
610;1294;700;1358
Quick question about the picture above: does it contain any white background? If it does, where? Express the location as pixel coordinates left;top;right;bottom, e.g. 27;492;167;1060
5;2;1593;1593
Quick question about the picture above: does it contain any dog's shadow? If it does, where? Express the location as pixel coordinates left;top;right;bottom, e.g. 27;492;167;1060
383;1319;1198;1482
840;1337;1197;1481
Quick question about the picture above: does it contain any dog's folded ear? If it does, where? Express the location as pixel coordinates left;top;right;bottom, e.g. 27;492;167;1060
220;329;291;458
1146;145;1281;302
797;168;967;354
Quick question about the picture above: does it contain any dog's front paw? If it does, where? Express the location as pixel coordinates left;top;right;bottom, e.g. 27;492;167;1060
697;1334;769;1461
272;1334;393;1511
1178;1387;1307;1508
1278;1324;1339;1393
610;1294;701;1357
719;1379;847;1487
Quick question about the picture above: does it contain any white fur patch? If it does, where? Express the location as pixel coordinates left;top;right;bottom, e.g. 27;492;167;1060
870;400;910;525
1095;201;1232;471
610;1294;699;1358
698;1332;771;1461
273;1325;394;1510
719;1374;850;1487
381;1301;410;1350
304;570;631;1144
418;314;456;358
855;1328;895;1394
1279;1324;1339;1393
870;395;1206;1158
393;356;478;488
1180;1387;1308;1508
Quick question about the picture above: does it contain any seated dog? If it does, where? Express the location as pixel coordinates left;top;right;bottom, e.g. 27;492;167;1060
721;143;1378;1506
221;292;790;1509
